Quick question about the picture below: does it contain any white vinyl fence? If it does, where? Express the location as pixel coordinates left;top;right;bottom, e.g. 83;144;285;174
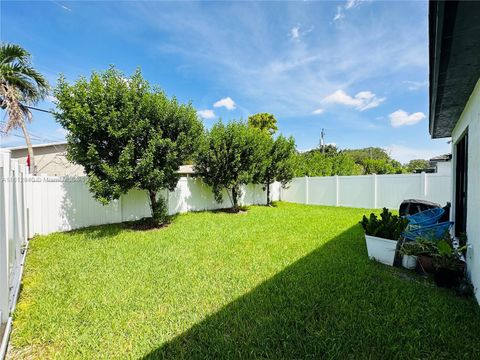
282;174;451;209
0;149;279;351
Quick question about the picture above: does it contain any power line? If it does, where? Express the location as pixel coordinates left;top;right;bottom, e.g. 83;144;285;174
24;105;56;115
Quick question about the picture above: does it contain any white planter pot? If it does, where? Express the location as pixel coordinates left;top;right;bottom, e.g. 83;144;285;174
402;255;418;270
365;235;398;266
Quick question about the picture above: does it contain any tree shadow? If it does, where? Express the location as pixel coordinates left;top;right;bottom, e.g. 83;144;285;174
62;223;123;239
141;225;480;359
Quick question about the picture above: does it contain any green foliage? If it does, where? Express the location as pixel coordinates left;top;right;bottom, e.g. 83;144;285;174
247;112;278;135
360;208;409;240
400;238;438;256
54;66;203;224
195;120;267;211
294;151;362;177
254;135;296;205
433;236;466;271
405;159;430;173
343;147;404;174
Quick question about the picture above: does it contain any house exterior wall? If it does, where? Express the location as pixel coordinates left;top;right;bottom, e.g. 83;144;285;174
434;161;451;175
10;144;85;176
451;77;480;303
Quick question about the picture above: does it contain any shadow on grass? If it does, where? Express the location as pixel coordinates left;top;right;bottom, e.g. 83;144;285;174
141;224;480;359
63;223;124;239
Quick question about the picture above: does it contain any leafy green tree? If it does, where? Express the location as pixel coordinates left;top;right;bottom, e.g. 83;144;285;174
405;159;429;173
54;67;203;224
0;43;49;174
293;151;362;177
195;120;267;212
248;112;278;135
254;135;296;205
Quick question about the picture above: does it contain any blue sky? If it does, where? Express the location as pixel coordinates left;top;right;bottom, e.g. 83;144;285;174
0;0;450;162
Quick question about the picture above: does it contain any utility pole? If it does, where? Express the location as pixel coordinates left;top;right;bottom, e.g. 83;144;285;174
320;128;326;154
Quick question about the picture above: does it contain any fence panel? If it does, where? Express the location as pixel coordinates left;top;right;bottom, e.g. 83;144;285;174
307;177;337;206
282;177;306;203
282;173;451;210
376;174;423;209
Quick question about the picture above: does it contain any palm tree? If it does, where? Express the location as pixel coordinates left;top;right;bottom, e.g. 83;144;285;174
0;43;49;174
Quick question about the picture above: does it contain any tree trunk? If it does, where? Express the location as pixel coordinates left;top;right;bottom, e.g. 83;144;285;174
148;190;159;221
19;121;35;175
231;187;239;212
266;181;271;206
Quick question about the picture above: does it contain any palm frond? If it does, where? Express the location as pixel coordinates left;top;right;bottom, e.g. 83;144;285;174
0;43;30;66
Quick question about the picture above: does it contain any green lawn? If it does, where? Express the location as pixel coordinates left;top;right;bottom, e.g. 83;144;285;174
9;202;480;359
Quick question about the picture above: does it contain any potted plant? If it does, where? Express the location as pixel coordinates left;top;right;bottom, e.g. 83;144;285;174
399;241;418;269
360;208;409;266
433;238;466;288
401;238;438;273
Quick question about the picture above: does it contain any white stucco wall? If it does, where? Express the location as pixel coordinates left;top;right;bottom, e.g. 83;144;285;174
435;161;451;175
451;77;480;303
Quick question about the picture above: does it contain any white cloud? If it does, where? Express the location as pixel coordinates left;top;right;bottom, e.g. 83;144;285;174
403;80;428;91
290;26;300;40
197;109;216;119
386;144;444;164
333;7;344;21
51;1;72;11
334;0;368;21
289;25;313;41
213;97;236;110
389;109;425;127
312;108;325;115
322;89;385;111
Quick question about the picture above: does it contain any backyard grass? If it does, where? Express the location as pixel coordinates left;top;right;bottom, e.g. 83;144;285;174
9;202;480;359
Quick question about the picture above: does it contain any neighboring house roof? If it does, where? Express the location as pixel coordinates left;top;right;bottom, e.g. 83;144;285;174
429;154;452;162
5;141;68;150
429;1;480;138
7;141;197;175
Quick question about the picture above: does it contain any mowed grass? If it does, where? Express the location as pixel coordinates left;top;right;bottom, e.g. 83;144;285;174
9;202;480;359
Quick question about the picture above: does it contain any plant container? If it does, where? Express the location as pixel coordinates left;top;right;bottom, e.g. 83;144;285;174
418;255;435;273
402;255;418;270
365;235;398;266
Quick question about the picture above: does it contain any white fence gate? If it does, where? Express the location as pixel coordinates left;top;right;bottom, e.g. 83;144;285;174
282;174;451;209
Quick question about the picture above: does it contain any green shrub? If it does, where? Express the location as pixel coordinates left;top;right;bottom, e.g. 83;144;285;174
360;208;408;240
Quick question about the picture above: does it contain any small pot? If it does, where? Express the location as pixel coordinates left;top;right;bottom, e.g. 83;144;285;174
402;255;417;270
418;255;435;273
434;268;463;288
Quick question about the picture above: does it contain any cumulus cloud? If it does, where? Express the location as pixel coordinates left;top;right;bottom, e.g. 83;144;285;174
312;108;325;115
389;109;425;127
322;89;385;111
197;109;216;119
213;97;236;110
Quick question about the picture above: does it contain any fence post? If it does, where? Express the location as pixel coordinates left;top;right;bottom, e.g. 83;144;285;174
0;150;11;322
335;175;339;206
372;174;377;208
421;172;427;199
304;176;309;205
